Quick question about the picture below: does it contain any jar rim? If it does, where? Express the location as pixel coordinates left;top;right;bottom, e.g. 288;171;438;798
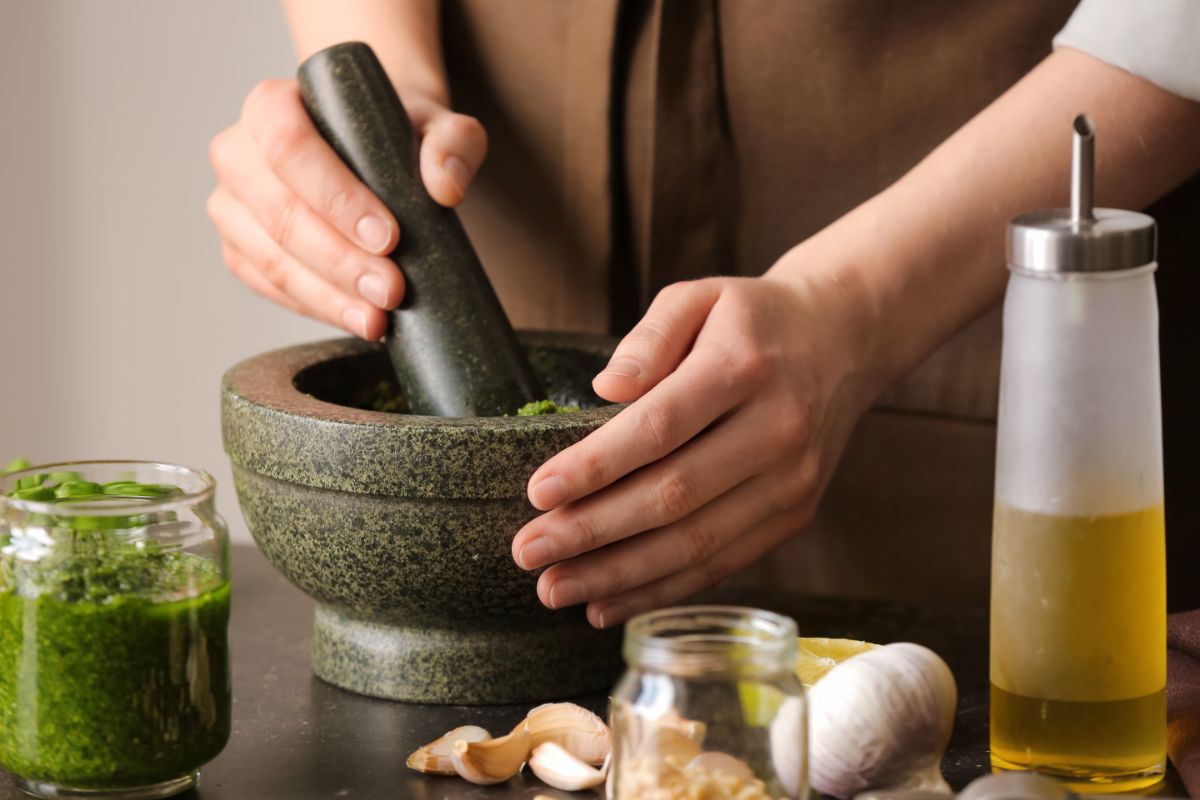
624;605;798;675
0;460;216;516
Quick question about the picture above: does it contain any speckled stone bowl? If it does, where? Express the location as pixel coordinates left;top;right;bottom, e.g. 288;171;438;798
221;331;623;704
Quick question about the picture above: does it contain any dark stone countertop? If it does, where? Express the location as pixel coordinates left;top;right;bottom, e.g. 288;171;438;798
0;545;1185;799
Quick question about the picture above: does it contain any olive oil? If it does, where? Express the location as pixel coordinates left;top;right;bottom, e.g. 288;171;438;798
990;503;1166;790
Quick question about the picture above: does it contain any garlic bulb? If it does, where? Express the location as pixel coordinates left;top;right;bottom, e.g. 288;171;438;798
780;642;956;799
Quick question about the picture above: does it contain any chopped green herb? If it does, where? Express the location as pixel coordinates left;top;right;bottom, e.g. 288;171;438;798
1;459;30;476
516;399;581;416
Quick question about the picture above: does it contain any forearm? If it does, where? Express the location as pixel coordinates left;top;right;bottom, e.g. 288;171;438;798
282;0;447;105
770;47;1200;401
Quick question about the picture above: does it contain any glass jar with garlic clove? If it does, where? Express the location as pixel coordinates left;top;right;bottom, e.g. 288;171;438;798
609;606;806;800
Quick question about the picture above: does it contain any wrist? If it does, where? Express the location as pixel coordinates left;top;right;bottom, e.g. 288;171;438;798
762;243;897;419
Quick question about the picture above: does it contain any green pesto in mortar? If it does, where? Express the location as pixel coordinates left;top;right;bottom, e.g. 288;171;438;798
0;480;231;789
515;400;581;416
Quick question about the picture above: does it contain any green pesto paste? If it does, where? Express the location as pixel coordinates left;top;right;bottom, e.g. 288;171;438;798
0;516;230;788
516;399;581;416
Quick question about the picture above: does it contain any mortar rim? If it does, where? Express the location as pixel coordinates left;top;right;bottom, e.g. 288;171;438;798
220;331;622;498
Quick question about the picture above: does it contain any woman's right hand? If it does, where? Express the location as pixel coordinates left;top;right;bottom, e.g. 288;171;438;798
207;79;487;339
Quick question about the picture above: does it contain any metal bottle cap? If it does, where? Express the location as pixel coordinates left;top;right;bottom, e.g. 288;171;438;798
1008;115;1156;274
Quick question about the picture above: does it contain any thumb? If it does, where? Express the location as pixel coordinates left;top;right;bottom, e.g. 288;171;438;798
593;281;723;403
418;109;488;207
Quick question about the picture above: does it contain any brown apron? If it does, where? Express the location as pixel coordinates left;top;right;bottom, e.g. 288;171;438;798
441;0;1200;610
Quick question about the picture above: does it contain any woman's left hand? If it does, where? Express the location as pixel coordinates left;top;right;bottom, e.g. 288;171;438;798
510;271;881;628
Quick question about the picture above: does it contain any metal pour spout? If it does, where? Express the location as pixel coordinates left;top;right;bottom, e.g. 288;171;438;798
1070;114;1095;225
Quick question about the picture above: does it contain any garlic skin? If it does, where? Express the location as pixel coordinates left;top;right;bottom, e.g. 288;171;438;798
767;695;807;798
451;725;531;785
525;702;611;766
406;725;492;774
800;642;956;799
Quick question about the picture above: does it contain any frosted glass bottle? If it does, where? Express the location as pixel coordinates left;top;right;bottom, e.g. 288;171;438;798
989;116;1165;792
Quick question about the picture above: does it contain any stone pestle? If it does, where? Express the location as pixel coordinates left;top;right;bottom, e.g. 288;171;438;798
297;42;545;417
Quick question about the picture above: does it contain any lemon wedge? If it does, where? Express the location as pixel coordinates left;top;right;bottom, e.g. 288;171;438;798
740;637;879;726
795;637;879;686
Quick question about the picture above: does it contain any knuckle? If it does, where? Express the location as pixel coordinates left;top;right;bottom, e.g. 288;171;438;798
595;559;633;597
698;559;729;593
446;113;485;142
655;470;697;522
777;402;812;447
321;185;355;224
245;79;289;112
657;280;692;302
261;119;309;170
258;251;288;289
266;195;303;246
775;459;820;513
575;447;608;490
204;191;221;224
571;511;604;552
638;399;677;451
326;241;363;286
795;456;820;495
208;128;232;172
628;319;671;353
683;523;720;567
729;343;770;384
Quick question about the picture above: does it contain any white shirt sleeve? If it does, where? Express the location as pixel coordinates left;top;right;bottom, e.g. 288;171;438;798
1053;0;1200;103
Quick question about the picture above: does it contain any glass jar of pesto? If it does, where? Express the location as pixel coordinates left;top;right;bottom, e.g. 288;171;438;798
0;461;231;799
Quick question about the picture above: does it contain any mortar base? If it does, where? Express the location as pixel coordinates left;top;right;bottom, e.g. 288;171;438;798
311;604;622;704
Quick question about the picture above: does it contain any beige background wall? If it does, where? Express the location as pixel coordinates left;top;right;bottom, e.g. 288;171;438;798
0;2;326;542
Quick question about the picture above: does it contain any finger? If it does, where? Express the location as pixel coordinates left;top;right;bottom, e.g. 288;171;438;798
533;471;781;611
207;185;387;339
219;242;305;315
239;78;400;255
586;508;807;628
592;281;723;403
210;125;404;311
527;345;752;511
514;404;790;569
418;111;487;207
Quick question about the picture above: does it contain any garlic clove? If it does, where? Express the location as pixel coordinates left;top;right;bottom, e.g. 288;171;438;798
451;724;531;785
406;725;492;774
524;702;612;766
640;726;704;764
685;751;755;782
528;741;610;791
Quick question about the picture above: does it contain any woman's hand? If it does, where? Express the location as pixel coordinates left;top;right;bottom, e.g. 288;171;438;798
206;80;487;339
510;272;881;628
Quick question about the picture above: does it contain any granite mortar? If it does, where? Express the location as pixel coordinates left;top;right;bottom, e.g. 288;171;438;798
221;331;624;704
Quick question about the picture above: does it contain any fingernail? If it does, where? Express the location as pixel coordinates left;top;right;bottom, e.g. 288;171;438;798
443;155;470;198
596;603;627;629
342;307;369;339
358;274;390;309
518;537;553;570
600;358;641;380
356;214;391;254
530;475;567;509
549;577;586;609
